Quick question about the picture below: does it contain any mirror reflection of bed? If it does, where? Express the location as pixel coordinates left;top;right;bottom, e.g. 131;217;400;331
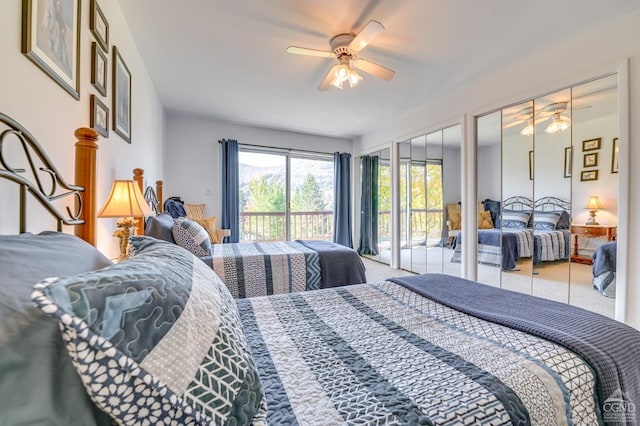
475;74;618;318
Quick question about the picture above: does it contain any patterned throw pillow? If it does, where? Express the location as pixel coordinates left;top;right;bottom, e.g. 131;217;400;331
533;211;562;230
173;218;212;256
501;210;531;229
478;210;494;229
31;236;266;425
184;203;206;220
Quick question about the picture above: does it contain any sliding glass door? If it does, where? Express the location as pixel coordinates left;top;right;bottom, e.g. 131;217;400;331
238;148;333;242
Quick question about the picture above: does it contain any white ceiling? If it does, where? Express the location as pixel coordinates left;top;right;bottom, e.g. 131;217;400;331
118;0;640;140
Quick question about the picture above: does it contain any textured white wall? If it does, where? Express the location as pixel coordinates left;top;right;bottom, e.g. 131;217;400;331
0;0;165;259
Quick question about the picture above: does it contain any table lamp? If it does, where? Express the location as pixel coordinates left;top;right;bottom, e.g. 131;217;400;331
98;180;154;261
585;195;603;225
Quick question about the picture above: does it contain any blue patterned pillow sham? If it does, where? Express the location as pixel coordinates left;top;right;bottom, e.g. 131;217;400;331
172;218;212;256
501;210;531;229
32;236;265;425
533;211;562;230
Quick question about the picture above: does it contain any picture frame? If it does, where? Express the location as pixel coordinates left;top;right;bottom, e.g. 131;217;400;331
21;0;81;100
90;0;109;52
582;137;601;152
528;150;534;181
580;170;599;182
112;46;132;143
91;42;107;96
583;152;598;168
90;95;109;138
611;137;619;174
563;147;572;178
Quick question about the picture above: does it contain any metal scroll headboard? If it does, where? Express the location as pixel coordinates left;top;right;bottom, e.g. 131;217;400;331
0;112;84;233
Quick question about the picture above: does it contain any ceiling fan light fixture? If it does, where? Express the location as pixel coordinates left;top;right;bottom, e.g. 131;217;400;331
348;68;363;88
520;118;534;136
545;112;571;134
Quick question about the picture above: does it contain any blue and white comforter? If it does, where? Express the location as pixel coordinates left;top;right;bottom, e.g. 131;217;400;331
237;275;639;425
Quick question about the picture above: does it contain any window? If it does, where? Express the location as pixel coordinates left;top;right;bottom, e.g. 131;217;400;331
238;147;334;242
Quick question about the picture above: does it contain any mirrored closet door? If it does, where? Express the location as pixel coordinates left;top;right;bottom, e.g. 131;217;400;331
356;147;391;265
474;74;619;318
398;124;462;277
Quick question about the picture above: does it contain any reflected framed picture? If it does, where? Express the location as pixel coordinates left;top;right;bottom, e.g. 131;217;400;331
22;0;81;99
91;42;107;96
583;152;598;168
611;137;619;174
112;46;131;143
564;147;572;178
528;150;534;180
582;137;601;152
580;170;599;182
90;0;109;52
90;94;109;138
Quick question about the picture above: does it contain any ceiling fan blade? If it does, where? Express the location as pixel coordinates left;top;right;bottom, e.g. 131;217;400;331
349;20;384;52
503;120;524;129
318;65;339;91
352;58;395;81
286;46;333;58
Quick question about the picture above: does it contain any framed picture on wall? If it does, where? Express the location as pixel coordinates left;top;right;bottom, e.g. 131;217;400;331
90;95;109;138
583;152;598;168
580;170;599;182
582;137;601;152
91;42;107;96
112;46;132;143
528;150;534;180
90;0;109;52
563;147;572;178
21;0;81;99
611;137;619;173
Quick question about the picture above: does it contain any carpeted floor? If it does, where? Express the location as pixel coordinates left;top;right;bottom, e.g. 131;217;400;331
361;247;615;319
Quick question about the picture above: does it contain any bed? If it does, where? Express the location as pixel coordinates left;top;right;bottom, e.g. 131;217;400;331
592;240;617;297
2;113;640;425
136;174;367;298
451;196;572;270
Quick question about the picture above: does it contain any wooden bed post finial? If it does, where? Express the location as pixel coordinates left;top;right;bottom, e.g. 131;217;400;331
156;180;163;213
74;127;100;245
133;168;144;235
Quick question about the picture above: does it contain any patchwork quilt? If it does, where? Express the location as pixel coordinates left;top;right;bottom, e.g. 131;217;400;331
209;241;322;298
238;281;604;425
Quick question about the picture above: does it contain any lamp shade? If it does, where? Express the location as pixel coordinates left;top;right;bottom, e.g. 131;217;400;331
585;196;603;210
98;180;154;218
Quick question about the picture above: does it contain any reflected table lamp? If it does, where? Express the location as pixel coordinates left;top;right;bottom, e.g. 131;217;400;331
585;195;603;225
98;180;154;261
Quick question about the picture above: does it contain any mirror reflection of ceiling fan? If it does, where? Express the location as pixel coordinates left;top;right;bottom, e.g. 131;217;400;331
505;101;591;135
286;20;395;91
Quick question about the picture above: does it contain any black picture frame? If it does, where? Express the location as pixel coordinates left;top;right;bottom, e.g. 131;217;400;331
583;152;598;168
91;42;107;96
90;95;109;138
90;0;109;52
580;170;599;182
22;0;81;99
582;137;601;152
611;137;619;174
112;46;132;143
564;147;572;178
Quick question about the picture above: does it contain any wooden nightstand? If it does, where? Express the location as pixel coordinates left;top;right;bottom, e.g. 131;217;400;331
570;225;617;264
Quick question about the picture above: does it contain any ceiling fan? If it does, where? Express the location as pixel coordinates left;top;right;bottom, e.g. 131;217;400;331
505;102;578;135
286;20;395;91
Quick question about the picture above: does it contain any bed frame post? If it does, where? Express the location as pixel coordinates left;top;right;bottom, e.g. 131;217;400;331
156;180;163;213
133;168;144;235
74;128;100;245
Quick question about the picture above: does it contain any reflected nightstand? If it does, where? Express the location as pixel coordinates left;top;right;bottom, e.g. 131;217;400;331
570;225;617;265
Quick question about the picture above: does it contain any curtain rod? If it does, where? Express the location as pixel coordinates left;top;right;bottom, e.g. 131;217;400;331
218;140;341;157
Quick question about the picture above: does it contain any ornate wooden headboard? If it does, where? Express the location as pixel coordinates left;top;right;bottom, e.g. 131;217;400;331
0;112;100;244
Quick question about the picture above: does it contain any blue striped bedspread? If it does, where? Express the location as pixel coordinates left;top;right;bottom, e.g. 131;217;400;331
237;274;640;425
